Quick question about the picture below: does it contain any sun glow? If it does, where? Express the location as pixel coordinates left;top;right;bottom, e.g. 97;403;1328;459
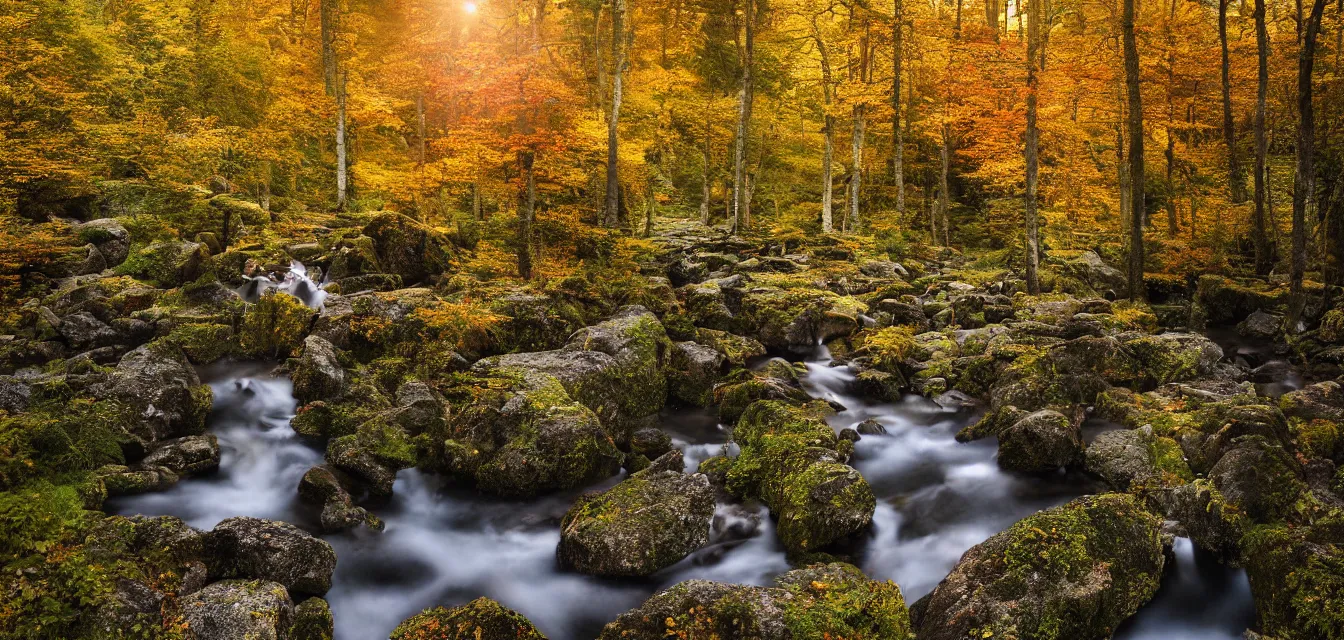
463;1;477;14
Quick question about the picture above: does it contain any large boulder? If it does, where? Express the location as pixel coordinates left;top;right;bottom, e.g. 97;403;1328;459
598;563;913;640
74;218;132;267
478;306;671;444
96;343;213;444
995;409;1084;473
668;340;725;406
182;580;294;640
117;241;210;288
558;470;714;577
205;517;337;595
1208;436;1305;522
1241;526;1344;640
1123;332;1224;385
291;335;345;404
325;426;414;499
439;369;622;498
724;401;875;553
1084;426;1192;492
391;597;546;640
916;493;1166;640
1063;250;1128;296
361;213;457;284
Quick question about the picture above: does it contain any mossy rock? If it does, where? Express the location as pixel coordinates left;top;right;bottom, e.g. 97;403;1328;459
117;241;211;288
291;597;334;640
557;470;714;577
362;213;459;284
916;493;1166;640
597;562;913;640
391;597;546;640
727;401;875;553
1241;525;1344;640
238;290;316;359
436;370;622;498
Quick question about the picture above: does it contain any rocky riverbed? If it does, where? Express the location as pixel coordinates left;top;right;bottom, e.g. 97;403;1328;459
4;215;1343;640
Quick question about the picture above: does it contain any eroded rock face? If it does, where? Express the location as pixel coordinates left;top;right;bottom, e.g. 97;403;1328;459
558;470;714;577
205;517;337;595
1124;332;1224;385
598;563;913;640
182;580;294;640
917;493;1166;640
391;597;547;640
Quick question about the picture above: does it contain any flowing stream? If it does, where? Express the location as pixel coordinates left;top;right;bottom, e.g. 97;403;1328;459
111;346;1257;639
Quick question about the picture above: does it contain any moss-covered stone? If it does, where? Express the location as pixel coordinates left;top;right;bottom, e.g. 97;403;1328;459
557;470;714;577
597;562;913;640
117;241;211;288
917;493;1166;640
291;597;334;640
1242;525;1344;640
239;290;316;359
391;597;546;640
434;369;622;498
362;213;459;284
727;401;875;553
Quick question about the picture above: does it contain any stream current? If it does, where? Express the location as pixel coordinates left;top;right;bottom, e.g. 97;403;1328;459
111;344;1261;639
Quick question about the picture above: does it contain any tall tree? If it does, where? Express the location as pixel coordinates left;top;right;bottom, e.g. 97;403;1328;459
1253;0;1271;275
1290;0;1329;324
1024;0;1042;294
730;0;755;233
891;0;906;215
847;13;870;233
320;0;349;210
812;14;836;233
1219;0;1248;204
603;0;628;227
1123;0;1145;300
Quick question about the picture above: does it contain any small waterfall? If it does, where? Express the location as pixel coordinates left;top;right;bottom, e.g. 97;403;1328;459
237;260;328;309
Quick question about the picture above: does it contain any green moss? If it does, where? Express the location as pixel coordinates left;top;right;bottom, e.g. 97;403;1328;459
238;290;316;359
778;563;914;640
1149;436;1195;485
727;401;875;552
863;326;918;371
0;397;134;490
162;322;236;364
391;597;545;640
1291;417;1341;460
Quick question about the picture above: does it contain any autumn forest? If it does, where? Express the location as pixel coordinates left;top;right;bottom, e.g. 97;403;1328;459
5;0;1344;639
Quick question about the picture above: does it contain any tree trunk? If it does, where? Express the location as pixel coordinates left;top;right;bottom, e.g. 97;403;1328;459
1253;0;1271;275
939;124;952;247
416;92;427;166
1220;0;1249;203
848;18;869;234
892;0;906;214
518;149;535;279
320;0;339;97
1290;0;1328;324
1123;0;1145;300
335;71;348;211
1164;0;1178;237
986;0;1000;36
700;119;712;224
603;0;627;227
731;0;755;233
1024;0;1042;294
472;181;482;221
